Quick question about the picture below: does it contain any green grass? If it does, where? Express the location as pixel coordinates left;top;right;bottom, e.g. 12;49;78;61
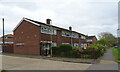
112;48;120;61
1;70;6;72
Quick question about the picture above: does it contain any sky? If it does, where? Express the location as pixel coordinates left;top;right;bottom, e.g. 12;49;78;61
0;0;119;38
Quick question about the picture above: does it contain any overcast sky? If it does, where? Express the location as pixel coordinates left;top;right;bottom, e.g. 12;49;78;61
0;0;119;38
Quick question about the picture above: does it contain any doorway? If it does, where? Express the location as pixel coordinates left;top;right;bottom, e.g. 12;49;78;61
40;42;51;56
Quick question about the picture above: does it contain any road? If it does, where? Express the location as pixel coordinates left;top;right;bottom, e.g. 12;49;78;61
1;53;92;70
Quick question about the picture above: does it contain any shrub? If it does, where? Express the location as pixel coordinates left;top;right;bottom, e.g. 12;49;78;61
72;46;79;51
59;44;72;52
72;50;81;58
1;70;6;72
65;51;74;58
51;46;59;55
87;44;99;51
85;44;107;58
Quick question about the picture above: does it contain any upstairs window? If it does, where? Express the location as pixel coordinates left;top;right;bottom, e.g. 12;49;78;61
71;33;79;38
41;27;56;35
62;31;79;38
80;35;86;39
87;39;92;42
62;31;71;37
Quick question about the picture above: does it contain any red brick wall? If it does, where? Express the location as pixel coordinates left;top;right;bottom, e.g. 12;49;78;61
14;20;40;55
72;38;79;43
61;37;80;44
57;30;62;46
40;33;57;43
3;44;13;53
61;36;71;43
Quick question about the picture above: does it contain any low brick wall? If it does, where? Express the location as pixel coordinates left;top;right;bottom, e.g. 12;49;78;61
2;44;14;53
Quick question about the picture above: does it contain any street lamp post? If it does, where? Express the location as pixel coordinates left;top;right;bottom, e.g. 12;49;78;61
2;18;5;52
118;29;120;49
3;18;4;43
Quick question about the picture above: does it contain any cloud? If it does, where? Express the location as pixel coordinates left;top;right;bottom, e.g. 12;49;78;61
0;0;119;37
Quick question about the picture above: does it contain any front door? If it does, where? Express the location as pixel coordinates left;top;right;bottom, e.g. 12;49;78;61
41;43;51;56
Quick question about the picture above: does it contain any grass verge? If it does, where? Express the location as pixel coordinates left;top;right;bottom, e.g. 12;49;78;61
112;48;120;63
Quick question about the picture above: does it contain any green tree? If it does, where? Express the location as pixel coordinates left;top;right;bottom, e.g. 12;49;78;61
98;32;117;46
97;38;109;46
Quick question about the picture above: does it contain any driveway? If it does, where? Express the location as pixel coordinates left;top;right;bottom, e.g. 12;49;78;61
1;53;92;70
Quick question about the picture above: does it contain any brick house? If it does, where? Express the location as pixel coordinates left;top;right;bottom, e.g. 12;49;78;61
86;36;97;46
13;18;89;55
0;34;14;53
0;34;14;44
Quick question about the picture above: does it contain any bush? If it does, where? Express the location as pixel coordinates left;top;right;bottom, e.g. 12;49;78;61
65;51;74;58
87;44;99;50
85;44;108;58
72;50;81;58
51;46;59;55
59;44;72;52
72;46;79;51
1;70;6;72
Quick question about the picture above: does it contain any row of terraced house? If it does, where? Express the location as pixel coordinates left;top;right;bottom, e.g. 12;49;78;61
2;18;97;56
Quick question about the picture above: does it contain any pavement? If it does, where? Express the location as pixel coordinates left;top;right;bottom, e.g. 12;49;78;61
1;53;99;64
0;52;2;70
86;48;119;70
1;53;92;70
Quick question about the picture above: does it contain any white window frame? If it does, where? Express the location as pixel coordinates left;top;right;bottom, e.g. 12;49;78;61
41;27;56;35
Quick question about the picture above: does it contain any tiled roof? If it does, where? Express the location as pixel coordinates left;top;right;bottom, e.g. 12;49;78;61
25;18;86;36
87;36;97;40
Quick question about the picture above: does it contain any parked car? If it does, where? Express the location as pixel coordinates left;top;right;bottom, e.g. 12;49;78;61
114;46;118;48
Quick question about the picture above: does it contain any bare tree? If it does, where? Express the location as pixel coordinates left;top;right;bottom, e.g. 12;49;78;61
98;32;117;46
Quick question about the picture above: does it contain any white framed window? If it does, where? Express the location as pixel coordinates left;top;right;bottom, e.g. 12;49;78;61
71;33;79;38
72;43;79;46
80;35;86;39
62;43;70;44
62;31;71;37
81;44;84;48
87;39;92;42
52;43;57;46
41;27;56;35
62;31;78;38
16;43;25;46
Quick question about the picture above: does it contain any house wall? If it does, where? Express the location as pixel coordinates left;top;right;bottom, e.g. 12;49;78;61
40;33;57;43
14;20;40;55
92;37;97;44
13;19;87;55
61;36;71;43
56;30;62;46
72;38;79;43
3;44;13;53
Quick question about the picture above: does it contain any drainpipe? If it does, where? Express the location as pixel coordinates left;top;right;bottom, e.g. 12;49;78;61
70;32;72;46
50;24;53;57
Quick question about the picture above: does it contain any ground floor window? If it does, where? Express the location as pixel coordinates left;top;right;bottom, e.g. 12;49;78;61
71;43;79;47
52;43;57;47
81;43;87;49
62;43;70;44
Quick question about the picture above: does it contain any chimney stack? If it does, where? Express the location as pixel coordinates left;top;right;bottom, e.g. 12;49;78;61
69;26;72;31
46;19;51;24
